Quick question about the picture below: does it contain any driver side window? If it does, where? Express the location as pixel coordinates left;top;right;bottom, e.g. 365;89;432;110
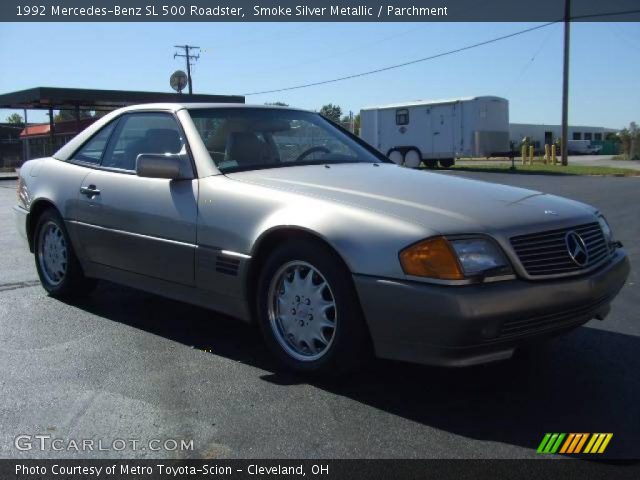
101;113;185;171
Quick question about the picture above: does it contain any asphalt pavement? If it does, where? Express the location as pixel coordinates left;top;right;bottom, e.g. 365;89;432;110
0;173;638;460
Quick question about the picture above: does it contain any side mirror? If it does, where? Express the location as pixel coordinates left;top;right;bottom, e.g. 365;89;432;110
135;153;191;180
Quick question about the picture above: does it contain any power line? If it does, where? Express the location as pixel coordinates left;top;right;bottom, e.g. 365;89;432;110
504;25;557;96
242;22;557;96
571;9;640;20
239;25;424;80
242;8;640;97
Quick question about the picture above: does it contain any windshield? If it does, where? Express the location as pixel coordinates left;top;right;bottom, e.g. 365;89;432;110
188;108;382;173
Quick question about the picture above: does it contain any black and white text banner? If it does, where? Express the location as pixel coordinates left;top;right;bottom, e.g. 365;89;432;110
0;0;639;22
3;459;640;480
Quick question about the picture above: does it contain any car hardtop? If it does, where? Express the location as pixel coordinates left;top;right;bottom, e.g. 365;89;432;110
117;103;314;114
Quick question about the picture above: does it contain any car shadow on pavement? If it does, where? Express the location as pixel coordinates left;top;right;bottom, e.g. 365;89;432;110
65;281;640;459
264;327;640;459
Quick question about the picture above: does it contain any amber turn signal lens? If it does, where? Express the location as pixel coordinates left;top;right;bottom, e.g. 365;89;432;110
399;237;464;280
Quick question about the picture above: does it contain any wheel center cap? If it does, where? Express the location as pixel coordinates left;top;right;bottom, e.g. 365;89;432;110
296;303;309;319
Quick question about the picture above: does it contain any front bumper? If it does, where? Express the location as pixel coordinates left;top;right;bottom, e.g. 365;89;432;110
354;249;630;367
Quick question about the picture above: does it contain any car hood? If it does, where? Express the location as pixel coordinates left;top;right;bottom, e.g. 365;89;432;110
226;163;596;234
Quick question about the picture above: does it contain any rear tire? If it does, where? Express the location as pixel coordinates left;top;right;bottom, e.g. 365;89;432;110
439;158;454;168
424;159;438;169
403;149;422;169
33;209;97;298
256;239;371;375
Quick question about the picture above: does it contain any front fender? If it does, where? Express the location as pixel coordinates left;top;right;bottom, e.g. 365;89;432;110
197;175;431;279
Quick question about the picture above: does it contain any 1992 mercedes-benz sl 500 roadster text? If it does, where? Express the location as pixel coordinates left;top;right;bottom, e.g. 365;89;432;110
15;104;630;373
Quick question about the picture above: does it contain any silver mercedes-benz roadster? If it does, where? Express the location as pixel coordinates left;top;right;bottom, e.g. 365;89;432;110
15;103;630;373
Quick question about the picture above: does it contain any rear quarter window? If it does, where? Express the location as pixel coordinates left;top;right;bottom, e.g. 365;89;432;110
71;121;117;165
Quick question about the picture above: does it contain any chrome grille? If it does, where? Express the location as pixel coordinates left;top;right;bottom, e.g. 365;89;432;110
510;222;610;277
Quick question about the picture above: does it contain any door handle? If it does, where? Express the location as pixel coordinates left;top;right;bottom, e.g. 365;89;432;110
80;185;100;197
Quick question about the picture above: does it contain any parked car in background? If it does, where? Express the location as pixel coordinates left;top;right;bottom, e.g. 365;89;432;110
568;139;603;155
14;103;629;374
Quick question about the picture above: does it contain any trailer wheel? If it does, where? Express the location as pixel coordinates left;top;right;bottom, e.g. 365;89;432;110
438;158;454;169
403;149;422;169
387;149;404;165
424;159;438;169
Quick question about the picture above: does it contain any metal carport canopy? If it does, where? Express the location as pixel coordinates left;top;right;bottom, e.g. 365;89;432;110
0;86;245;110
0;87;244;162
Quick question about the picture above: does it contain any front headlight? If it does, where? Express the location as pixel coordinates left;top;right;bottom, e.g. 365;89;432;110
598;215;613;243
449;238;511;277
399;236;511;280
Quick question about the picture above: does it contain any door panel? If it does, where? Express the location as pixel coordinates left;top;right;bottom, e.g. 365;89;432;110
74;171;198;285
431;105;454;157
72;111;198;286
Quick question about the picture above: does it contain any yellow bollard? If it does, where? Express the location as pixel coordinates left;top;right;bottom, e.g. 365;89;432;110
544;144;550;165
551;144;557;165
529;145;535;165
521;145;527;165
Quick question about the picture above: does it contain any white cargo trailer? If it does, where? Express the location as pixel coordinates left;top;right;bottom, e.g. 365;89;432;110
360;96;510;168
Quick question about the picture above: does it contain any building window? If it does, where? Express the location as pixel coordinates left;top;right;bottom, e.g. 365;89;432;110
594;133;602;141
573;132;582;140
395;109;409;126
584;132;592;141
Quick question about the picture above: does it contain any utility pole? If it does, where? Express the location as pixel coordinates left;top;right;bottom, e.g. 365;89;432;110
174;45;200;94
561;0;571;166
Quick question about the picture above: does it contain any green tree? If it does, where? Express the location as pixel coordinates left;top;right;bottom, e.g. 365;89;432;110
339;113;361;135
264;101;289;107
6;113;24;125
618;122;639;160
605;132;619;142
319;103;342;123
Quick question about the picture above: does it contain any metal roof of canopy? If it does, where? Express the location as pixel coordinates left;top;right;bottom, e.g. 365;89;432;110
0;86;245;110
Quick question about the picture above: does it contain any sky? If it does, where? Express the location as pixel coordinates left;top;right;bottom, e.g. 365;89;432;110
0;22;638;128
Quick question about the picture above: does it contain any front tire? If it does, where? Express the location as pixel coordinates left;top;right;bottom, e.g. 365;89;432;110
256;239;371;375
387;149;404;165
34;209;96;297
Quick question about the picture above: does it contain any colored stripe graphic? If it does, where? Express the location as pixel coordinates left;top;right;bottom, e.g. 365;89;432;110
537;433;565;454
538;433;613;454
597;434;613;453
584;433;614;454
559;433;575;454
584;434;598;453
574;433;589;453
550;433;565;453
537;433;552;453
